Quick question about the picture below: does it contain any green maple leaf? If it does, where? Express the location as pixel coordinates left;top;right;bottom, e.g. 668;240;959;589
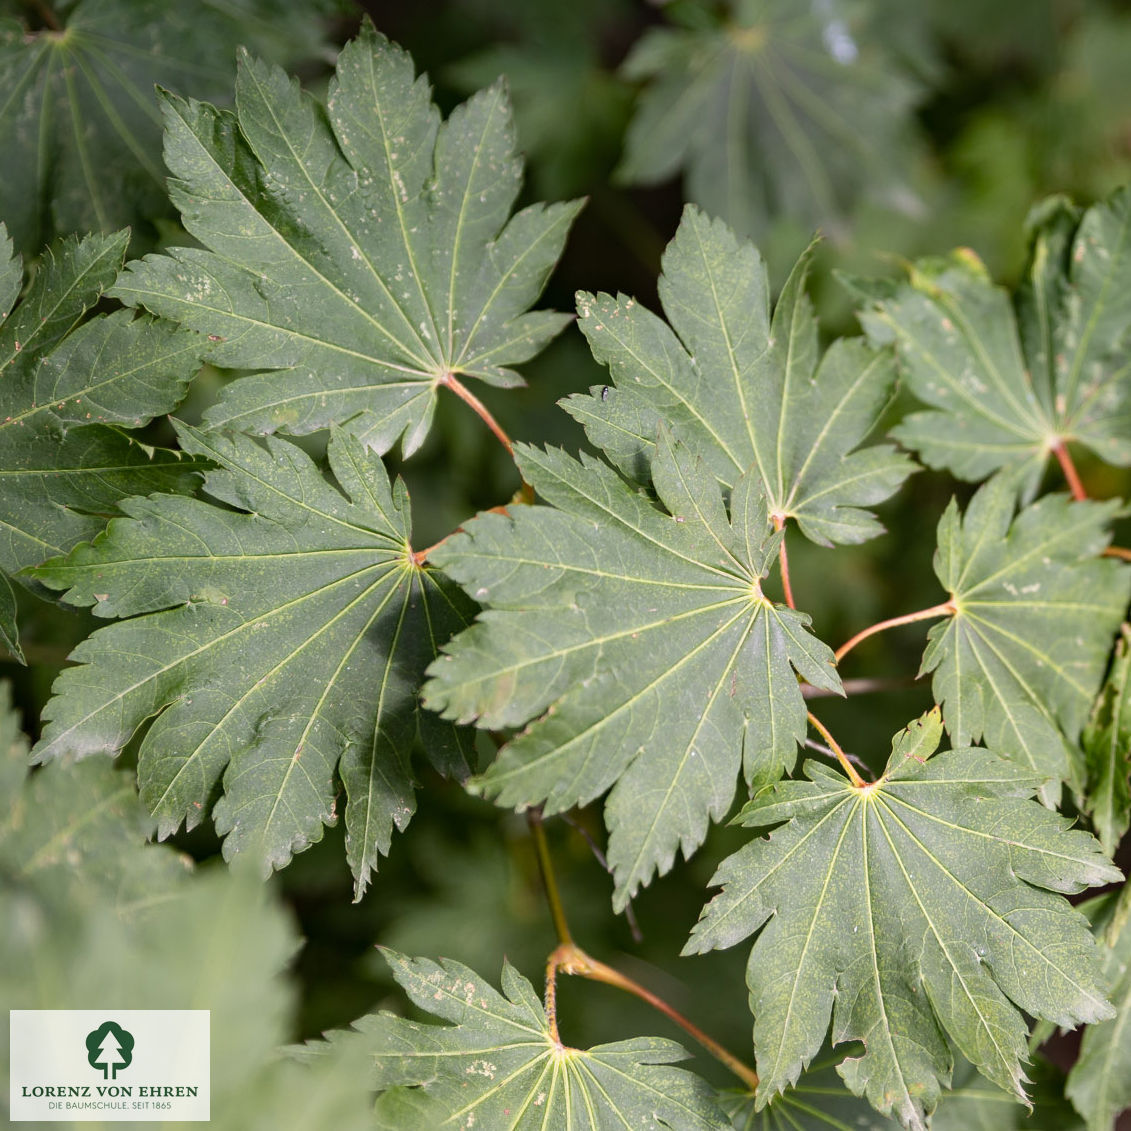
324;948;729;1130
685;709;1120;1130
28;425;473;896
0;225;203;658
855;187;1131;496
616;0;920;239
1080;625;1131;856
0;0;337;252
110;20;582;457
565;206;914;546
423;431;840;908
1066;889;1131;1131
922;476;1130;795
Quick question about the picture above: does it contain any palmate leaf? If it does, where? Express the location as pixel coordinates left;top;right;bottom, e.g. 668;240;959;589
1066;889;1131;1131
324;948;728;1130
0;229;202;570
110;20;582;457
566;206;914;546
0;225;203;653
1080;625;1131;856
922;476;1130;795
686;709;1120;1130
855;187;1131;496
616;0;920;240
29;425;473;896
0;0;336;252
424;431;840;908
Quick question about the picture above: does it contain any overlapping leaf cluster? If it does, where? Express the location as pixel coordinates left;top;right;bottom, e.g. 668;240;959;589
422;192;1131;1126
922;476;1129;799
855;188;1131;497
23;22;580;896
427;432;841;907
8;17;1131;1131
0;225;203;659
845;188;1131;813
425;204;919;906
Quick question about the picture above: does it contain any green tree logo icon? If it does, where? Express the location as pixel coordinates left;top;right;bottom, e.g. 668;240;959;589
85;1021;135;1080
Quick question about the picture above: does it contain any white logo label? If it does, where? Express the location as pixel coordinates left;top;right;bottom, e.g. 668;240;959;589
10;1011;209;1122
